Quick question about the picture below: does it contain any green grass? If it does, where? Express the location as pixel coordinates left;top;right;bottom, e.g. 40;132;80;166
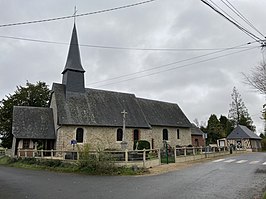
0;156;148;175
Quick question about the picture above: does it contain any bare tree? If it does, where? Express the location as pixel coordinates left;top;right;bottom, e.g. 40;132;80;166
243;62;266;95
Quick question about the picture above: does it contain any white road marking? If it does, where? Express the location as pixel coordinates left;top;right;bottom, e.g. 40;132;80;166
224;159;236;163
263;162;266;165
249;161;260;165
236;160;248;164
212;159;225;163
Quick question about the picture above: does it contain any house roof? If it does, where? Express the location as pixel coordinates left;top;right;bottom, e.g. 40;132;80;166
52;83;191;128
227;125;262;140
191;123;204;135
12;106;55;139
137;98;191;128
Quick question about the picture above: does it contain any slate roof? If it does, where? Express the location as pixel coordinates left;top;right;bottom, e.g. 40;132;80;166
12;106;55;139
191;123;204;135
62;24;85;74
52;83;191;128
227;125;262;140
137;98;191;128
52;83;150;128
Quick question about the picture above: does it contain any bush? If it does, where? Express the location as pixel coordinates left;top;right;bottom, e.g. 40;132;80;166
133;140;150;150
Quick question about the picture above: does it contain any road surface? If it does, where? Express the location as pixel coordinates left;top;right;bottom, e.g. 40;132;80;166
0;153;265;199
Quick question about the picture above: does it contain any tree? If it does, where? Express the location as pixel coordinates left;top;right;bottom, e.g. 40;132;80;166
206;114;225;144
228;87;256;131
219;115;234;136
243;62;266;95
0;81;50;148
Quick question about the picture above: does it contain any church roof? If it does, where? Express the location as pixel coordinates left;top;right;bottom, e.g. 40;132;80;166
52;83;150;128
62;24;85;74
227;125;262;140
53;84;190;128
52;83;191;128
12;106;55;139
137;98;191;128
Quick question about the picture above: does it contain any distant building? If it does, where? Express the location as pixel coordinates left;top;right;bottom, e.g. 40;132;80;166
191;124;204;147
11;24;192;156
227;125;262;151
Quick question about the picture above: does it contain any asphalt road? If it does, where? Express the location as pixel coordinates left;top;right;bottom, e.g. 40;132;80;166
0;153;265;199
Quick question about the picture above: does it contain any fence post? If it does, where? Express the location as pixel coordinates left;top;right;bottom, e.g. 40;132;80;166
158;149;161;165
184;147;187;156
25;150;28;158
41;149;44;158
200;146;203;154
18;148;21;157
174;146;177;163
143;149;146;167
51;149;53;159
193;147;195;156
125;149;128;163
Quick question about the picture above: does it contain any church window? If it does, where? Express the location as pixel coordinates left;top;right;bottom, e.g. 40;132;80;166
133;129;140;141
23;139;30;149
163;129;168;140
177;129;180;139
76;128;84;143
117;128;123;141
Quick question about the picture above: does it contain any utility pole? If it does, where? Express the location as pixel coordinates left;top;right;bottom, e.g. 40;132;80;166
121;110;128;150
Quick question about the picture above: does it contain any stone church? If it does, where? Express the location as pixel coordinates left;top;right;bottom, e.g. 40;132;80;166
12;24;192;155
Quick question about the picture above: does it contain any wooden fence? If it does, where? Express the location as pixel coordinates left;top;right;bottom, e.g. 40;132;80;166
17;148;161;168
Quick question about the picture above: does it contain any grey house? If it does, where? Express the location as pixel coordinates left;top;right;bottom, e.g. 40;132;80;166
12;24;192;155
227;125;262;151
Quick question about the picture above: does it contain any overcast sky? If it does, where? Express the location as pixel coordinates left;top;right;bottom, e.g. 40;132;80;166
0;0;265;134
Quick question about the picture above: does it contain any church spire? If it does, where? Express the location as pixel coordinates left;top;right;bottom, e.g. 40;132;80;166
62;23;85;93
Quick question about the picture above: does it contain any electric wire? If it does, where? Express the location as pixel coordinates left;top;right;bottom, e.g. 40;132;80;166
221;0;265;39
0;0;156;28
87;42;254;85
0;35;255;52
88;46;258;87
200;0;262;42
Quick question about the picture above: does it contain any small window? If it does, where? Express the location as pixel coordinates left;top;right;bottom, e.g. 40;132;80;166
23;139;30;149
76;128;84;143
133;129;140;141
163;129;168;140
117;128;123;141
177;129;180;139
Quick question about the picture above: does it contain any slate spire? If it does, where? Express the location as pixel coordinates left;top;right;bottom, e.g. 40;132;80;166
62;23;85;93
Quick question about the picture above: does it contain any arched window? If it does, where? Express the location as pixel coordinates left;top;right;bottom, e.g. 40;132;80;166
133;129;140;141
76;128;84;143
117;128;123;141
177;129;180;139
163;129;168;140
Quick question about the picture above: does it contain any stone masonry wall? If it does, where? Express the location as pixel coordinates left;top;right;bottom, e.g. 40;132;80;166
56;126;192;151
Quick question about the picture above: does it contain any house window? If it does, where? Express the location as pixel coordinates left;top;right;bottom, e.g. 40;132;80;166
163;129;168;140
133;129;140;141
23;139;30;149
76;128;84;143
177;129;180;139
117;128;123;141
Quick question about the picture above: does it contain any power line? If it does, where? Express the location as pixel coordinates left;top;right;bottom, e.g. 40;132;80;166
0;34;255;52
201;0;262;42
221;0;265;39
88;46;257;87
0;0;156;28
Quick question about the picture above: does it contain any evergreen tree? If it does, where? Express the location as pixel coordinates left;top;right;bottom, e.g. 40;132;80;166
228;87;256;131
0;81;50;148
206;114;225;144
219;115;234;136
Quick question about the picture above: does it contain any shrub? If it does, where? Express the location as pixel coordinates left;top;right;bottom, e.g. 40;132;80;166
133;140;150;150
